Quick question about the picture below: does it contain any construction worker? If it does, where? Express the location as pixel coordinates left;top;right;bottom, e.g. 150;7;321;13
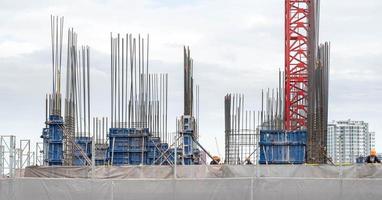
365;148;381;163
210;156;220;165
244;158;253;165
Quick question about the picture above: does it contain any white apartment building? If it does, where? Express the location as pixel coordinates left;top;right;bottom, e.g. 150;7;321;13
327;120;375;163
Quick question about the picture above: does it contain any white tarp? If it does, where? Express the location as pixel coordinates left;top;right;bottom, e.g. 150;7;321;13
1;165;382;200
23;164;382;179
1;177;382;200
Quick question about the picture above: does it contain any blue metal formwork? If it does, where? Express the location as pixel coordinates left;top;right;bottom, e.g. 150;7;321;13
183;133;193;165
259;130;307;164
41;115;64;166
166;147;181;165
146;137;161;165
108;128;150;165
107;127;179;165
73;137;92;166
179;115;201;165
95;160;105;165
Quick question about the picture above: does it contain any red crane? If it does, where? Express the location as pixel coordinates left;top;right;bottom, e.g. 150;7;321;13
284;0;310;131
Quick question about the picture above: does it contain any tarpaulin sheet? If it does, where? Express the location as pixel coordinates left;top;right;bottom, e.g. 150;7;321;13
1;177;382;200
1;165;382;200
23;164;382;179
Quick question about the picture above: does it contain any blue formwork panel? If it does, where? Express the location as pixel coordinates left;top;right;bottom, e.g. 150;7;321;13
108;128;151;165
107;127;200;165
260;130;306;144
260;130;284;143
42;115;64;166
259;130;306;164
95;159;106;165
128;138;146;152
182;133;196;165
161;143;169;150
129;153;144;165
288;145;306;162
49;126;63;142
111;155;129;165
259;144;306;164
73;137;92;166
183;135;193;155
147;141;170;165
148;137;160;147
48;143;63;162
73;158;87;166
287;131;307;144
75;137;92;152
111;138;129;152
146;138;160;162
109;128;150;137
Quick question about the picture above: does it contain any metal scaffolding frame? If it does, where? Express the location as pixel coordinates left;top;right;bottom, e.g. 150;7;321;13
35;142;43;166
0;145;3;175
0;135;16;178
0;136;47;178
19;140;31;169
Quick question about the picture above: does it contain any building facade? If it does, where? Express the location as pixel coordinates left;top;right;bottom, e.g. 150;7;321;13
327;120;375;164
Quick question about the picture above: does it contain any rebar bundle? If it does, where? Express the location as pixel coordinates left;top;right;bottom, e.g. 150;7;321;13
307;42;330;164
93;117;109;165
64;29;91;138
183;46;193;116
46;15;64;117
110;33;169;143
303;0;331;164
180;46;200;136
260;70;285;130
224;94;257;164
195;85;200;140
63;27;92;165
93;117;109;145
63;28;77;165
173;46;202;165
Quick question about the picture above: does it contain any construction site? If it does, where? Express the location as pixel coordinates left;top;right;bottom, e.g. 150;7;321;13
1;0;382;200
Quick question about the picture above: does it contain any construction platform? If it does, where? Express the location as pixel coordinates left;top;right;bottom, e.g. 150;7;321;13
1;165;382;200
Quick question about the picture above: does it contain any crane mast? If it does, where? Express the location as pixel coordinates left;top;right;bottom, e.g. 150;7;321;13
284;0;311;131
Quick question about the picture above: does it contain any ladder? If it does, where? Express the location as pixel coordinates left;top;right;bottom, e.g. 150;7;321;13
59;124;92;165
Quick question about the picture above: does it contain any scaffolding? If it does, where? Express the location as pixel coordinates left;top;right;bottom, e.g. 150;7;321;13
0;135;16;178
0;135;51;178
35;142;43;166
19;140;31;169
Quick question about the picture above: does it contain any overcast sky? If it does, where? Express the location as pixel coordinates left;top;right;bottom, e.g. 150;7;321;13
1;0;381;157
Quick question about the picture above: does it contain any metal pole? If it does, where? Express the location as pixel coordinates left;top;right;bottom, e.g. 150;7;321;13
91;134;95;178
174;132;177;179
